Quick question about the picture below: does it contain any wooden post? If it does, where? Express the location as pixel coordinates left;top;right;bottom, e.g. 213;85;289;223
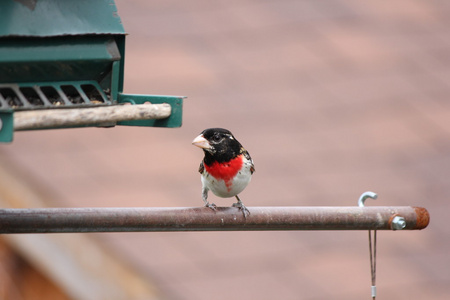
13;103;171;130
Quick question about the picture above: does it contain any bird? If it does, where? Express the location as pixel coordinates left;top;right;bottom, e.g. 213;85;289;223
192;128;255;218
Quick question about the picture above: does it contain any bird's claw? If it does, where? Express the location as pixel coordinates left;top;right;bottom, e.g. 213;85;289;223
205;202;217;211
232;202;250;218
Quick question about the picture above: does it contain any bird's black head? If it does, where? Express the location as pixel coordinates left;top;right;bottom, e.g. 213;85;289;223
192;128;243;164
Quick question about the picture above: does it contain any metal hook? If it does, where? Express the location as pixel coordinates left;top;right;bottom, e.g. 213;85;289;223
359;191;379;299
358;191;378;207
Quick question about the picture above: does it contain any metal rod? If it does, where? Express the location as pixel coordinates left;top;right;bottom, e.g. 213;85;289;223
0;206;429;234
13;103;171;130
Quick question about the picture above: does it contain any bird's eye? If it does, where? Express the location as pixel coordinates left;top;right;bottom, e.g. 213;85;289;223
212;134;221;142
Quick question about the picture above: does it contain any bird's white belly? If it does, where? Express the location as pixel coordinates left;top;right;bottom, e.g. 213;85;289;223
202;165;252;198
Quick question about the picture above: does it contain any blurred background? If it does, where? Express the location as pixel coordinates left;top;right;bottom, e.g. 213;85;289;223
1;0;449;299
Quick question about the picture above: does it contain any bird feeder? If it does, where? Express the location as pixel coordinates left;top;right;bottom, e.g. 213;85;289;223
0;0;183;142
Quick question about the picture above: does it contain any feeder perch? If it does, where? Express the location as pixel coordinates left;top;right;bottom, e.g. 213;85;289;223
0;0;183;142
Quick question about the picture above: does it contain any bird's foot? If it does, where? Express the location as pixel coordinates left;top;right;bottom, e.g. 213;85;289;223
232;201;250;218
205;202;217;211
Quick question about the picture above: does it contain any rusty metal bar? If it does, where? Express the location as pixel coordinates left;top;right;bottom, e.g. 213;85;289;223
0;206;429;234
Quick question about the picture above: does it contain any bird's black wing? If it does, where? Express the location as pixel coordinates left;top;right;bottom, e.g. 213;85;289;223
242;149;255;174
198;161;205;174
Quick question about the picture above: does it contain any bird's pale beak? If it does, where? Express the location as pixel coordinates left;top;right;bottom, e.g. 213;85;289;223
192;134;212;150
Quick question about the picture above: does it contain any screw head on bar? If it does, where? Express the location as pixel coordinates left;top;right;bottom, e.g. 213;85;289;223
391;216;406;230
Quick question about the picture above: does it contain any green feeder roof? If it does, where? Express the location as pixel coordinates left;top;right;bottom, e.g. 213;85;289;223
0;0;126;37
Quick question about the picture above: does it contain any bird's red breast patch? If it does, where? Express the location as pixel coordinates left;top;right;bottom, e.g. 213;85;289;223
204;155;243;191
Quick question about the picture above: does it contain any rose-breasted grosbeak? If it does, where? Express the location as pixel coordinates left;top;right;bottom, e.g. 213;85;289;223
192;128;255;218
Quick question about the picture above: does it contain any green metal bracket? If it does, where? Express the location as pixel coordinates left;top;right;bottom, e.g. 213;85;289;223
117;94;184;128
0;110;14;143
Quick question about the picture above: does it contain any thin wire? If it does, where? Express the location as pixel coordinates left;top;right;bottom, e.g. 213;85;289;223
368;230;377;299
